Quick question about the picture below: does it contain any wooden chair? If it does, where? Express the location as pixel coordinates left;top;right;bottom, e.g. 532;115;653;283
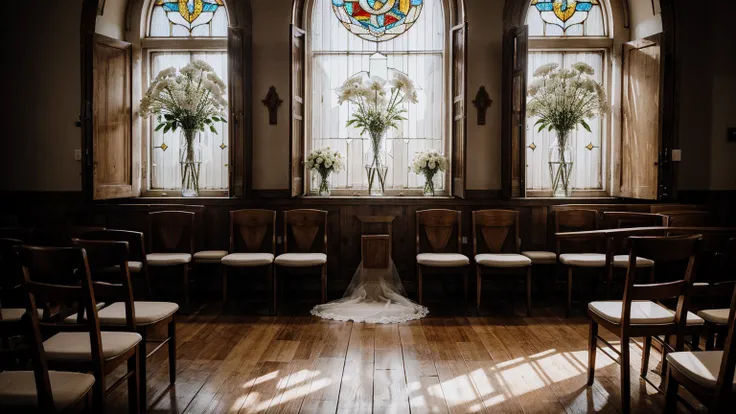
18;246;142;414
82;229;153;299
274;210;328;313
0;238;27;324
698;281;735;351
415;209;469;306
0;312;95;413
72;239;178;413
557;209;606;317
221;210;277;313
147;211;195;308
472;210;532;315
663;211;712;227
665;278;736;412
587;235;702;414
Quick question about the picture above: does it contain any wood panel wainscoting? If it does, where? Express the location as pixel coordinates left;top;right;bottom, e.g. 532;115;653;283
97;303;705;413
3;191;735;301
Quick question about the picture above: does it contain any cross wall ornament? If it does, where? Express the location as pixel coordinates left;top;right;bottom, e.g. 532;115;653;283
262;86;283;125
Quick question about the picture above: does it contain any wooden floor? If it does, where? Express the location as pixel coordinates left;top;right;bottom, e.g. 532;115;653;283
106;304;700;414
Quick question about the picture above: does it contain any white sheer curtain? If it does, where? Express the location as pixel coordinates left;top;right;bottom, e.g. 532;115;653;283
149;51;229;190
310;0;446;192
525;51;605;191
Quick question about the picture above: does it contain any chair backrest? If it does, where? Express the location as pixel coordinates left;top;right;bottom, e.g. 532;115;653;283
0;313;56;411
649;204;704;214
148;211;195;254
663;211;712;227
18;246;105;381
82;229;147;263
713;279;736;410
0;238;24;308
230;209;276;254
71;239;136;331
283;209;327;254
601;212;669;254
621;235;701;340
555;209;600;254
472;209;520;255
416;209;462;254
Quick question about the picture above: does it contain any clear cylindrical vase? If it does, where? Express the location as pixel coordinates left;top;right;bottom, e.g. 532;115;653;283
548;131;574;197
318;173;331;196
180;129;202;197
423;172;436;196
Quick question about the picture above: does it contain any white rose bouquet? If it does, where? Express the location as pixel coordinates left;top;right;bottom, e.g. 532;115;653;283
140;60;227;196
307;147;345;196
411;150;448;196
527;62;609;196
337;71;418;195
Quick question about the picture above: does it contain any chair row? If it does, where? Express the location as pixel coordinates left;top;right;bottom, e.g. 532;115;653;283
0;238;178;413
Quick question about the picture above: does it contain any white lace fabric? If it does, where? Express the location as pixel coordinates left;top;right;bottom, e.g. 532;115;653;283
311;261;429;324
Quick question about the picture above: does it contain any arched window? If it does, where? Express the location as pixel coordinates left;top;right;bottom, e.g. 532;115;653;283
292;0;466;196
524;0;610;194
145;0;231;194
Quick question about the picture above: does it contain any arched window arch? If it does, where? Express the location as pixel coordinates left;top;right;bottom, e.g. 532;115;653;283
524;0;611;194
290;0;467;197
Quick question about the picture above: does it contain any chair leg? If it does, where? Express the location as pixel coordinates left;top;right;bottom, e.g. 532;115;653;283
715;329;727;349
664;370;679;414
463;267;469;310
690;333;700;351
566;267;574;318
641;336;652;378
605;266;614;299
92;377;105;414
268;265;275;315
143;269;153;300
128;350;140;414
704;324;716;351
587;319;598;386
139;330;148;412
273;266;279;315
476;266;482;315
660;334;671;376
620;335;631;414
182;265;190;310
526;267;532;317
321;264;327;303
417;265;424;306
168;318;176;385
222;266;229;303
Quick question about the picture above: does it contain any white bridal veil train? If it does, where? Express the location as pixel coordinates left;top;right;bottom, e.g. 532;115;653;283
311;260;428;324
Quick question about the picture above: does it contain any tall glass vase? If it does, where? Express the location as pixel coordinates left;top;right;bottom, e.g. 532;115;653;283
423;171;436;196
180;129;202;197
364;129;388;196
548;130;574;197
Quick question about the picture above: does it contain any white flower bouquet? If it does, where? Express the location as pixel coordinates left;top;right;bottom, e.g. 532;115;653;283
307;147;345;196
140;60;228;196
527;62;609;196
336;71;418;195
411;150;448;196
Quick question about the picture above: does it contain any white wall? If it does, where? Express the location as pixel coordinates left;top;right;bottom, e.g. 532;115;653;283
96;0;128;39
629;0;662;39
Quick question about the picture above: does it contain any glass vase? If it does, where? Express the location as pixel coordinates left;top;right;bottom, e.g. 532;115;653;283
180;129;202;197
423;172;436;196
547;131;574;197
318;172;331;196
364;129;388;196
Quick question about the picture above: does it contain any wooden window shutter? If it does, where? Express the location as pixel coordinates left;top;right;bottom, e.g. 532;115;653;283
228;26;246;197
91;34;137;200
501;25;528;198
451;22;468;199
290;24;306;197
620;34;663;200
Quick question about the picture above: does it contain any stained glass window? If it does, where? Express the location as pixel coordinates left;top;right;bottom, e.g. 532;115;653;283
527;0;606;36
331;0;424;42
149;0;228;37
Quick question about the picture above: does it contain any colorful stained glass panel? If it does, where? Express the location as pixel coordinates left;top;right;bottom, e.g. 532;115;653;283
529;0;602;35
331;0;424;42
150;0;228;37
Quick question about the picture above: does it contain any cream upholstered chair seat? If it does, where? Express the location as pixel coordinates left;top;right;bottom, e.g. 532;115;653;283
193;250;229;264
475;253;531;268
521;251;557;264
275;253;327;267
416;253;469;268
222;253;275;267
612;255;655;268
559;253;607;267
97;302;178;325
0;370;95;410
98;260;143;274
44;332;142;362
588;300;704;326
667;351;736;391
697;309;730;325
146;253;192;266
